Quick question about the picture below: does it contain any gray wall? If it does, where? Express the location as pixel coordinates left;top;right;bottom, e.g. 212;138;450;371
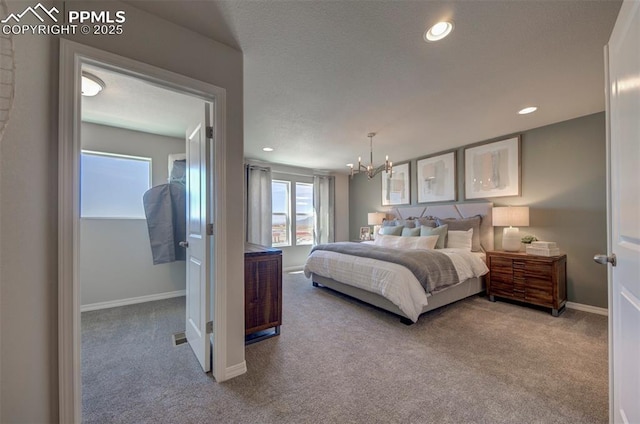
350;113;607;308
0;0;245;421
80;123;186;306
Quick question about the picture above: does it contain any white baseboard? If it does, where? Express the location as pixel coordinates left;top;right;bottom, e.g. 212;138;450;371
566;301;608;316
224;361;247;380
283;266;304;273
81;290;186;312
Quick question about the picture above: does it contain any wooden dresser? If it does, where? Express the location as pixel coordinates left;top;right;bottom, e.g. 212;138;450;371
244;243;282;344
486;251;567;316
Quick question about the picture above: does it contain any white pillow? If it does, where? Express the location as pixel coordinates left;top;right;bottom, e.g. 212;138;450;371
374;234;438;250
447;229;473;250
374;234;400;248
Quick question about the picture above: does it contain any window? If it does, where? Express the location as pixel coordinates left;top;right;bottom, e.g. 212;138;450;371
295;182;314;245
80;150;151;218
272;180;290;246
271;179;315;247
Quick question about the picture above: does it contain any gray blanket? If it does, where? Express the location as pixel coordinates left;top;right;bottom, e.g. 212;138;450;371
311;242;459;293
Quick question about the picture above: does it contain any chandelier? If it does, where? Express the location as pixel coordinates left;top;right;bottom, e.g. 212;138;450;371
348;132;393;179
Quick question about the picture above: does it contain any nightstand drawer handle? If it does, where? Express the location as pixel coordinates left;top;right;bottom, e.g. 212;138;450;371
594;253;616;267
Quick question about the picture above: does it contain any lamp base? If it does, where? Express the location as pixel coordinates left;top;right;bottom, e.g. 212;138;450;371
502;227;522;252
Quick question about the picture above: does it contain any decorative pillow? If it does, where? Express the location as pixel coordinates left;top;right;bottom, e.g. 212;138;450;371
381;219;397;227
447;229;473;251
401;227;421;237
374;234;438;250
374;234;398;247
396;235;438;250
436;215;482;252
380;225;404;236
417;217;437;228
420;224;448;249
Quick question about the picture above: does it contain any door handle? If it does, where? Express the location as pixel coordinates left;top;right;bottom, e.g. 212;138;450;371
594;253;616;267
179;241;189;248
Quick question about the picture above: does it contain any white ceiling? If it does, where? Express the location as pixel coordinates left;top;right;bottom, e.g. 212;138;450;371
82;64;203;139
120;0;621;172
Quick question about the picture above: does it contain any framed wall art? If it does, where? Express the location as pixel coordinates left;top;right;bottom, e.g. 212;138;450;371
464;136;521;200
381;162;410;206
416;151;457;203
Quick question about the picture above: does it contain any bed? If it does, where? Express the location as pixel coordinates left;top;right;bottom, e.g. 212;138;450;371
304;203;494;324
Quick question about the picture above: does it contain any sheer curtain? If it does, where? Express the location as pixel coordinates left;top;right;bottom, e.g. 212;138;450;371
313;175;335;245
246;164;272;246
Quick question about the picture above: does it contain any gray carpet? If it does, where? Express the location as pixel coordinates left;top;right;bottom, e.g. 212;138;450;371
82;272;608;424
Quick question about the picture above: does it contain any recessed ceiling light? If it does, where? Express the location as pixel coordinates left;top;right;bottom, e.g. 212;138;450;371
81;72;105;96
518;106;538;115
424;21;454;42
262;147;274;152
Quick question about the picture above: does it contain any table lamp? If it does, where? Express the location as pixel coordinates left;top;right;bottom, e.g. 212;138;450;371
368;212;386;240
492;206;529;251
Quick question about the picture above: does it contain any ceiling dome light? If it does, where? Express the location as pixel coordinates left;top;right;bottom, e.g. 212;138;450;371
518;106;538;115
81;72;105;97
262;147;274;152
424;21;454;42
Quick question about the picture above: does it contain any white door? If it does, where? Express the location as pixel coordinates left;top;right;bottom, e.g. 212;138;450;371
603;2;640;423
184;103;213;372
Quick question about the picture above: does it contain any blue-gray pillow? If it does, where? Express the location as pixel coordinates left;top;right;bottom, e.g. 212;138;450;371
420;224;448;249
381;225;404;236
401;227;421;237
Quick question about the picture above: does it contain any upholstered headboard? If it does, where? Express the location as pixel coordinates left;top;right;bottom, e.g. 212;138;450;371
388;202;494;251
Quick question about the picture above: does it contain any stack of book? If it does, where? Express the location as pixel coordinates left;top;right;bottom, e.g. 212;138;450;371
526;241;560;256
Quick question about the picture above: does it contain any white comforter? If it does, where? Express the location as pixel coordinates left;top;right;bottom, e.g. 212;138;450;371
303;248;489;322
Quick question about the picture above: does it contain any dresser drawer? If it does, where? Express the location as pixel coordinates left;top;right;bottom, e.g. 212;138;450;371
526;287;553;305
490;271;514;286
525;262;553;279
491;283;517;299
490;257;513;274
525;276;553;291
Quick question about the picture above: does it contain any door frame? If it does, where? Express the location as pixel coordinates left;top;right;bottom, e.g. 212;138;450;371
58;39;229;423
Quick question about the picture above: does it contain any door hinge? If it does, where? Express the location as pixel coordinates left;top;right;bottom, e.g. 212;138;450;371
206;321;214;334
206;126;214;139
206;223;214;236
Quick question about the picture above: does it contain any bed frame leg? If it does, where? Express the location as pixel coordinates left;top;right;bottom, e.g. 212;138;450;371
400;317;414;326
312;281;319;287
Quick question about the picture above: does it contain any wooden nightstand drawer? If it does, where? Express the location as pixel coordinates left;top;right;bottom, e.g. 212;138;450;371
486;251;567;316
525;276;553;291
491;283;516;299
525;264;552;279
526;287;553;304
491;271;514;286
491;257;513;274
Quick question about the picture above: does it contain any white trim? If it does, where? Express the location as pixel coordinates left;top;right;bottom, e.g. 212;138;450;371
80;290;186;312
58;39;230;423
225;361;248;380
284;266;305;273
566;301;609;316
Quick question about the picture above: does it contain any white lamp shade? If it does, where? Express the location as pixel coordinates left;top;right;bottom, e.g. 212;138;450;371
368;212;386;225
492;206;529;227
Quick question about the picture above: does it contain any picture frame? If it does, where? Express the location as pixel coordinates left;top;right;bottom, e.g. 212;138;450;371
416;151;457;203
382;162;410;206
359;226;371;241
464;136;521;200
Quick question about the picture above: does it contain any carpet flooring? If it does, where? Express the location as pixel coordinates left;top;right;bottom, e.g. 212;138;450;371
82;272;608;423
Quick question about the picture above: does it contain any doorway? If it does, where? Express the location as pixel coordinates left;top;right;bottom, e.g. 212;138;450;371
58;40;230;423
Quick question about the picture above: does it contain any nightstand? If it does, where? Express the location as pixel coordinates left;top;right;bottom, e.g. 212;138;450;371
486;251;567;316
